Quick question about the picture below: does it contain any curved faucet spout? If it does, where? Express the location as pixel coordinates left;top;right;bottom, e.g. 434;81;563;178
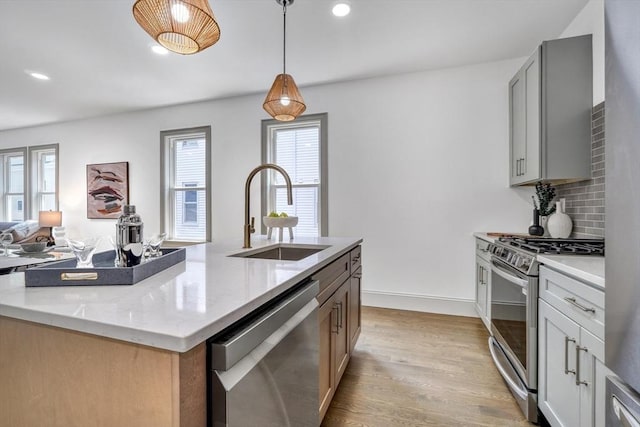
244;163;293;248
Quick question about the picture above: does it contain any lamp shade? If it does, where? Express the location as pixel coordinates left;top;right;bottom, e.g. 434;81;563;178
133;0;221;55
263;74;306;121
39;211;62;228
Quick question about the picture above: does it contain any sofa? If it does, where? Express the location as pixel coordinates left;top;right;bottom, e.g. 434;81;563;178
0;220;50;244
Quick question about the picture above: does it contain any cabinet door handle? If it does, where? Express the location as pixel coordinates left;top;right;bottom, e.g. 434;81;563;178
576;345;589;386
565;336;576;375
483;267;488;285
516;159;520;176
337;301;343;329
564;297;596;314
520;157;525;175
332;305;340;334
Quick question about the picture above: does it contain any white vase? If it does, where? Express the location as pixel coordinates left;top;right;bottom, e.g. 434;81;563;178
547;201;573;238
540;216;551;237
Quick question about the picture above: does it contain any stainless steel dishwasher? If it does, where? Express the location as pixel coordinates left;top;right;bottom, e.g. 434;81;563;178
208;279;319;427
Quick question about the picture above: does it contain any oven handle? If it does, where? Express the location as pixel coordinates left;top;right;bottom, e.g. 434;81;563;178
488;337;528;400
491;260;529;288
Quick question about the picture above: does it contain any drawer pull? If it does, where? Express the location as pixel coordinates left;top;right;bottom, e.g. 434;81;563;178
564;297;596;314
564;336;576;375
576;345;589;386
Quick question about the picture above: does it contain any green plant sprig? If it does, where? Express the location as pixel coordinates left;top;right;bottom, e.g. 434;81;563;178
535;181;556;216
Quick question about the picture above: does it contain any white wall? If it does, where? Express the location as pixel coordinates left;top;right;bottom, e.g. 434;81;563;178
0;57;534;315
561;0;605;104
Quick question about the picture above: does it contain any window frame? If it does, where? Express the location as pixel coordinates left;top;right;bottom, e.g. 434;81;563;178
0;147;28;222
28;144;59;219
160;126;212;243
260;113;328;236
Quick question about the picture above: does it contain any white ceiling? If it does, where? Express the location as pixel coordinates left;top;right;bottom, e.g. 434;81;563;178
0;0;589;131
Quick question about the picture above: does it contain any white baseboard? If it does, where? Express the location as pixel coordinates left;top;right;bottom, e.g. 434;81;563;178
362;290;478;318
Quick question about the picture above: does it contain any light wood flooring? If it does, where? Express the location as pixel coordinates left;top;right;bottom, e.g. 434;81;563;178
322;306;532;427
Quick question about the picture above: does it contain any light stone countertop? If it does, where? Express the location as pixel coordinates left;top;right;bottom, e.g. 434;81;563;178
0;236;362;352
537;254;605;290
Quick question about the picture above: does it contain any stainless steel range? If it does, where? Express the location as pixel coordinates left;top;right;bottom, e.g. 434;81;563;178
487;237;605;423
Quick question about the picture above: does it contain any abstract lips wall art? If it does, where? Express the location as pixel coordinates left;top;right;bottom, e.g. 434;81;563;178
86;162;129;219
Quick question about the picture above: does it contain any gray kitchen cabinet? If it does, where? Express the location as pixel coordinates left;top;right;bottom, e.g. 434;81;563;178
509;35;592;186
474;237;491;330
538;265;608;427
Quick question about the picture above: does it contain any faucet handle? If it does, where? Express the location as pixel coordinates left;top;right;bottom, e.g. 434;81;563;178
250;217;255;234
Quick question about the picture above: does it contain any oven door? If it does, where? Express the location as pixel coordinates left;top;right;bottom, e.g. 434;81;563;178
489;257;537;390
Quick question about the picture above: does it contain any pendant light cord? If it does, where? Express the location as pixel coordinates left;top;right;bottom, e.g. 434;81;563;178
282;1;287;76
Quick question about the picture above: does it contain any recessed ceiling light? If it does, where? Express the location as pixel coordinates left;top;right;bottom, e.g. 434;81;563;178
332;2;350;17
151;45;169;55
28;72;50;81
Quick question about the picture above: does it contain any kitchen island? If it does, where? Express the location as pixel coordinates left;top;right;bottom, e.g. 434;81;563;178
0;236;362;427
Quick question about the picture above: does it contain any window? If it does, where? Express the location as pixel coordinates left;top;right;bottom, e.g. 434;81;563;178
0;144;58;222
29;145;58;217
161;126;211;242
261;113;328;237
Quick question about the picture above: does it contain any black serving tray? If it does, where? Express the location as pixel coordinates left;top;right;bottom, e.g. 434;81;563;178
24;248;186;287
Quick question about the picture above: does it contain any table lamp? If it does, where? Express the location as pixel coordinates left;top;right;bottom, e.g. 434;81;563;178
39;211;62;245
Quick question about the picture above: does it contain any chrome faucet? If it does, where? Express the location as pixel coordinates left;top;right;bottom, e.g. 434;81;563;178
244;164;293;248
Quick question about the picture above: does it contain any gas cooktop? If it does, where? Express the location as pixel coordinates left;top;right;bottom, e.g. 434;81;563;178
488;237;605;276
498;237;605;256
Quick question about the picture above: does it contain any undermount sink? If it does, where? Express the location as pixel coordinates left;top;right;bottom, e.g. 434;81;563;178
229;244;329;261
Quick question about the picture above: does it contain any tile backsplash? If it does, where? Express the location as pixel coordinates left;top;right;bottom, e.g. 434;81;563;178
555;102;605;238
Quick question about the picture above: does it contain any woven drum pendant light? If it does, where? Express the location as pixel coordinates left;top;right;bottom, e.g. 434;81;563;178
263;0;306;121
133;0;220;55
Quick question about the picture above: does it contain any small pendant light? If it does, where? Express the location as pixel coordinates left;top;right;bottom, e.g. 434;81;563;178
133;0;221;55
263;0;306;121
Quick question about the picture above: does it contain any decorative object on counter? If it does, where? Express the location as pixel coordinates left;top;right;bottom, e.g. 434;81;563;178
52;226;66;246
263;0;306;122
146;233;167;259
24;248;186;287
0;232;13;256
132;0;220;55
534;181;556;237
20;242;48;253
546;199;573;238
528;209;544;236
38;210;62;245
87;162;129;219
67;237;102;268
116;205;144;267
264;212;298;242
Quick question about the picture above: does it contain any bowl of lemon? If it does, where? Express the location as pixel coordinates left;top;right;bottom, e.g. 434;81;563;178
263;212;298;228
263;212;298;240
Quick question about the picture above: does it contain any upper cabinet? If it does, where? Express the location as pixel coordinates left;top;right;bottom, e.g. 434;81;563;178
509;35;593;186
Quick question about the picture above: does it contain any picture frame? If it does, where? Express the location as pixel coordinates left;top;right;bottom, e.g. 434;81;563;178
86;161;129;219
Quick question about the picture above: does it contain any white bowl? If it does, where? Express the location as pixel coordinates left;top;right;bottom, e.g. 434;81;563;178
263;216;299;228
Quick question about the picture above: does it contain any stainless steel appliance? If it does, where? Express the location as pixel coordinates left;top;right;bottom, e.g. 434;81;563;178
208;280;319;427
487;237;605;423
605;0;640;424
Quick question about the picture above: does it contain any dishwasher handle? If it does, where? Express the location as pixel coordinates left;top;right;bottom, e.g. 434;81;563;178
210;279;319;371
